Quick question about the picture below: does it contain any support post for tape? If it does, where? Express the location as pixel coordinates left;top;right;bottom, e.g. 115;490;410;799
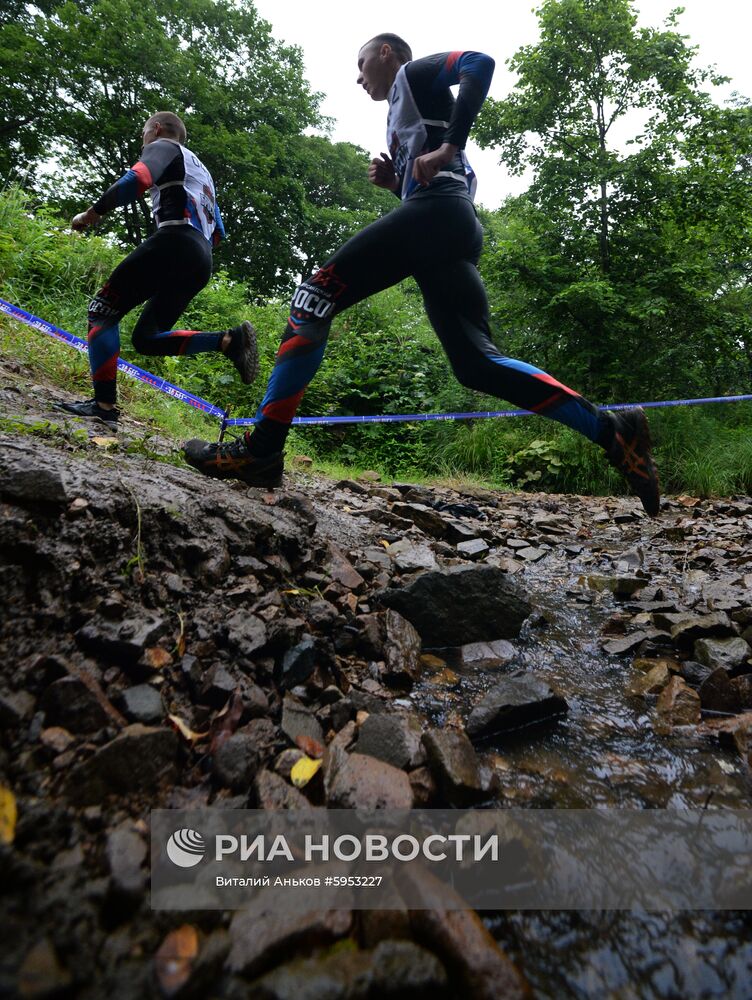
218;406;231;443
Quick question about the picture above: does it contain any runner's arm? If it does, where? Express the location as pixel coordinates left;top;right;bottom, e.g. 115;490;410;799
71;140;179;228
212;202;226;246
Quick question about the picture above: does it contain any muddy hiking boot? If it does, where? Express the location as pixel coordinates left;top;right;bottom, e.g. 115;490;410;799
223;320;259;385
55;398;119;427
183;435;284;488
604;407;660;517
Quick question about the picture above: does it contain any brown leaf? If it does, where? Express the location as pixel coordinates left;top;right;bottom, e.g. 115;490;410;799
210;688;244;755
155;925;199;997
145;646;173;670
295;734;325;759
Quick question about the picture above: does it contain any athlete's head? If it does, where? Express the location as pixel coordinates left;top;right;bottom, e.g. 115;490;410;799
357;34;412;101
142;112;187;147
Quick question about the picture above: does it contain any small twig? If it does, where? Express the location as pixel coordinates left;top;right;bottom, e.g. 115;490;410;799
118;475;145;583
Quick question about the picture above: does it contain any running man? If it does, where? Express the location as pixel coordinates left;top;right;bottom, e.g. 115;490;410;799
184;36;659;515
59;111;257;427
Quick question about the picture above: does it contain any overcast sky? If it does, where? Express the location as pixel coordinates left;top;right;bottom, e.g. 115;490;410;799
252;0;752;209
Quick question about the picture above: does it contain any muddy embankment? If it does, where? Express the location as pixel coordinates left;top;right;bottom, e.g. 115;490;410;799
1;364;751;999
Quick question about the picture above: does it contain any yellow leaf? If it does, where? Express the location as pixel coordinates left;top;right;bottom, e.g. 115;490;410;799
379;539;390;549
168;714;209;744
290;756;323;788
0;785;17;845
91;436;118;448
155;925;199;996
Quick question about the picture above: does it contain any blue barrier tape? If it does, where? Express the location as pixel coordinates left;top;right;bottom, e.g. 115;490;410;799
0;298;226;419
224;394;752;426
3;296;752;427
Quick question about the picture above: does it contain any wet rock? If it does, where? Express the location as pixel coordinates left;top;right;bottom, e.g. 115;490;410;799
250;939;448;999
227;906;352;978
585;575;648;598
106;821;147;897
1;461;67;506
254;769;313;810
678;660;714;686
401;866;529;1000
200;665;240;708
16;938;72;998
698;712;752;763
307;599;341;630
693;636;751;673
632;656;681;675
731;674;752;708
64;724;178;805
75;614;166;664
444;519;479;544
456;538;490;560
456;639;516;671
378;566;531;647
226;610;268;656
422;729;485;806
655;676;701;726
601;631;666;656
281;694;324;747
0;688;36;726
657;612;735;645
698;668;741;713
392;502;448;539
355;713;424;770
325;749;413;809
327;545;365;591
386;538;438;573
382;610;422;688
336;478;369;495
409;766;439;807
628;663;672;697
117;683;163;724
517;546;547;563
213;733;259;791
40;675;112;733
466;674;568;743
277;635;317;690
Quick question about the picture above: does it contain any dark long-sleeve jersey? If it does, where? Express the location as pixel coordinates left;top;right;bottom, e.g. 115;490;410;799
386;50;495;201
93;138;225;245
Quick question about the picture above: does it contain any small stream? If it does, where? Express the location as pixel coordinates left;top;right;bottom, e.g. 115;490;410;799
410;541;752;999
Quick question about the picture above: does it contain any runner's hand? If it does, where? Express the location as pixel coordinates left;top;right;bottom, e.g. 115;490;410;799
412;143;459;186
368;153;398;191
71;208;102;231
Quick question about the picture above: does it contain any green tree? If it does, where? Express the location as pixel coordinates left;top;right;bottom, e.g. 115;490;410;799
474;0;752;399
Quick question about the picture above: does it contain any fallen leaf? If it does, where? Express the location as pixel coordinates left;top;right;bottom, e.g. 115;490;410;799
0;785;17;845
295;733;325;759
290;756;323;788
210;689;244;754
91;436;118;448
676;494;701;508
344;593;358;613
155;925;199;997
168;715;209;744
379;539;390;549
145;646;173;670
